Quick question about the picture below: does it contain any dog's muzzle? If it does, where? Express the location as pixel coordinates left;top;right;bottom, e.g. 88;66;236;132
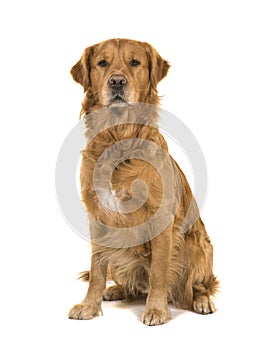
108;75;128;104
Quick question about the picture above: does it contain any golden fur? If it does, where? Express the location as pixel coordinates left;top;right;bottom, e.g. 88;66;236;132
68;38;219;325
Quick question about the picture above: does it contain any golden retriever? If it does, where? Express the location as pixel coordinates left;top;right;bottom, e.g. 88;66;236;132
68;38;219;325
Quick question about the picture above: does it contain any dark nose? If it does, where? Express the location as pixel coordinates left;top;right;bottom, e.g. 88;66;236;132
108;75;128;87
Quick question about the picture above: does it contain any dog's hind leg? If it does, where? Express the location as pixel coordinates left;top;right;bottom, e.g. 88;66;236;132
171;227;219;313
185;229;219;314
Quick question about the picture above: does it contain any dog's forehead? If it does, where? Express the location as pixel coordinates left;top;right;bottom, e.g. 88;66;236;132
93;39;147;58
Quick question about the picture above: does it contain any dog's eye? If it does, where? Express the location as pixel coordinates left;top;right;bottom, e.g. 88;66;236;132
130;59;140;67
97;59;108;67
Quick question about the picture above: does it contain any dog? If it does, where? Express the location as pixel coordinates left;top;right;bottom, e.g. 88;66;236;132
68;38;219;325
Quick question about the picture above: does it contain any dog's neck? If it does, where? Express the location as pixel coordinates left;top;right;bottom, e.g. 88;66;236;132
83;103;159;141
82;103;163;161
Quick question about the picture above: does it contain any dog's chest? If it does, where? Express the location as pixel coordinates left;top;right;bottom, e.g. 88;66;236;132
94;159;149;214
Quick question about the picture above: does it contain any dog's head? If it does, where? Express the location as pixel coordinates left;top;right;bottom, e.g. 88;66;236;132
71;38;170;112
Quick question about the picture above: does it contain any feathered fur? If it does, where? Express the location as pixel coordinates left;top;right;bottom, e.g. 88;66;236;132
68;39;219;325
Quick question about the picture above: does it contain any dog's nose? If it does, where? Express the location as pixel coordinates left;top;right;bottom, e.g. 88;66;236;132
108;75;128;87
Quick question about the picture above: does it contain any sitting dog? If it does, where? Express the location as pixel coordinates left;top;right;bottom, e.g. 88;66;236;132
68;38;219;325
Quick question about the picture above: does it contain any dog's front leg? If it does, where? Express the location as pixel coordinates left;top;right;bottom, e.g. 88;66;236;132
69;248;107;320
142;225;172;326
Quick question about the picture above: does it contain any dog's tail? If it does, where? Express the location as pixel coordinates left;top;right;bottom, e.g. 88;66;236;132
78;271;90;281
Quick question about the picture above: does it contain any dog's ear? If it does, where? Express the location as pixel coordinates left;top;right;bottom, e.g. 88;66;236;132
145;43;170;89
70;45;95;92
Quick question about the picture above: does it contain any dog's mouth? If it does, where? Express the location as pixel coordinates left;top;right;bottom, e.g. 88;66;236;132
111;95;126;104
108;88;128;106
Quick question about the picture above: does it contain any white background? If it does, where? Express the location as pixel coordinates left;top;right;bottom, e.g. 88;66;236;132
1;0;263;349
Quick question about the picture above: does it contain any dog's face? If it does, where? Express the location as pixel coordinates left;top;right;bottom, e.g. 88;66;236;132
71;38;170;108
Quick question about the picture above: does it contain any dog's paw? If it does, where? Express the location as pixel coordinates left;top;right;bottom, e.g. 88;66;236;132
68;302;102;320
193;296;216;315
142;307;170;326
103;285;125;301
